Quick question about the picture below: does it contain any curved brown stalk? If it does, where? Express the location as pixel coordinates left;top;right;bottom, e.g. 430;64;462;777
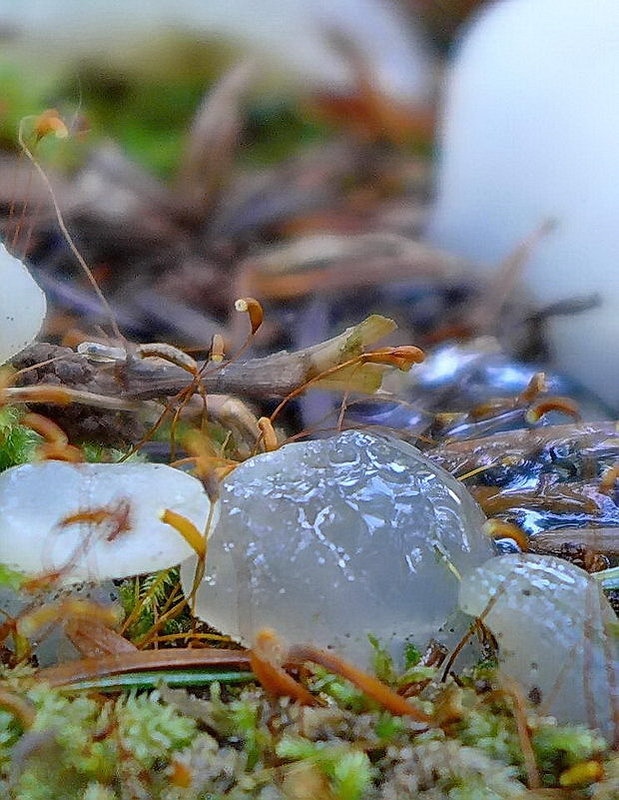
288;642;432;723
37;648;251;688
249;630;318;707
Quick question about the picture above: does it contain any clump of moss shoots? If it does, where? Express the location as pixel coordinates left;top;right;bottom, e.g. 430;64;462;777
0;642;616;799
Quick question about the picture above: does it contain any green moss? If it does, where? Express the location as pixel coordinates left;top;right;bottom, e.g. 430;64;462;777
403;641;422;669
373;711;404;743
367;635;435;690
79;443;144;464
115;692;197;765
0;406;39;472
0;669;616;800
0;685;196;799
367;634;398;686
0;563;25;591
532;724;608;785
117;568;193;643
241;100;328;167
0;61;61;152
457;706;523;768
276;736;372;800
205;683;270;772
308;666;374;713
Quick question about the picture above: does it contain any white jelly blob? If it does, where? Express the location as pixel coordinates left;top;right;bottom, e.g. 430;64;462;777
182;430;493;666
0;462;213;582
459;553;618;741
428;0;619;407
0;243;47;364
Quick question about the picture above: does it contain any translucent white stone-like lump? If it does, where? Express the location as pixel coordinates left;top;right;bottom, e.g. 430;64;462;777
182;430;494;666
0;462;212;582
0;242;47;364
459;554;618;742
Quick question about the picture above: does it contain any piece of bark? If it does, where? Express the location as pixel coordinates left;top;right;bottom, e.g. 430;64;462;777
119;314;396;400
10;343;148;445
8;316;398;443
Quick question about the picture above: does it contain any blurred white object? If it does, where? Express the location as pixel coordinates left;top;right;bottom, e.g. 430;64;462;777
1;0;432;102
428;0;619;407
0;242;46;364
460;554;618;741
0;462;213;582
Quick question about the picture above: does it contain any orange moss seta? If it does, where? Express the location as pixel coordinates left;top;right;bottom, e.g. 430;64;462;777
483;518;529;552
258;417;279;452
287;641;432;722
159;508;207;559
235;296;264;334
249;648;318;708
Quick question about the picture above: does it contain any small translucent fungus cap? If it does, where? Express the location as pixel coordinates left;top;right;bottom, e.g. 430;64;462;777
459;554;618;741
182;429;494;666
0;462;213;582
0;242;47;364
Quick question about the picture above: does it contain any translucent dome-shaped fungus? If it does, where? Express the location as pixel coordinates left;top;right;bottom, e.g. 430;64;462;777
459;554;618;742
182;429;494;666
0;242;46;364
0;462;213;582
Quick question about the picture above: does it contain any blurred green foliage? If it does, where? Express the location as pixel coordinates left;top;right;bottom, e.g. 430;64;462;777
0;35;330;179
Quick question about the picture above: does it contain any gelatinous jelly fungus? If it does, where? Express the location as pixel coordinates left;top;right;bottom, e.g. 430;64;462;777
182;430;494;666
459;553;618;741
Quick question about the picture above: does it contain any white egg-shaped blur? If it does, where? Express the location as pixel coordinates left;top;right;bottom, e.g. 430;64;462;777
0;243;47;364
428;0;619;408
0;462;213;582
